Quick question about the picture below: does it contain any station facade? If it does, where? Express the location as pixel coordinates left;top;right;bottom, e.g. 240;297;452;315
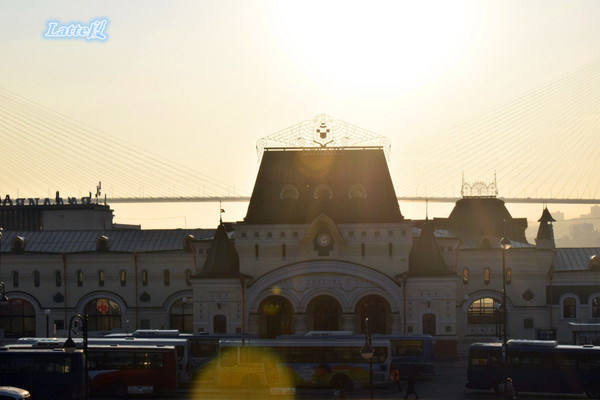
1;115;599;354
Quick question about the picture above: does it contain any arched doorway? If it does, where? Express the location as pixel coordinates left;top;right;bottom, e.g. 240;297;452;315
83;298;122;332
258;296;294;338
214;315;227;334
308;295;341;331
356;295;391;334
0;299;36;338
422;313;436;335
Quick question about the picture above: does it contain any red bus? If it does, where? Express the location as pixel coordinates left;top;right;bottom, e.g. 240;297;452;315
86;344;179;397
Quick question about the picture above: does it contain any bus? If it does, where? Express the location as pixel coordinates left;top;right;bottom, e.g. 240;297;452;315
466;339;600;398
105;330;257;376
18;336;192;384
212;336;392;390
374;334;435;376
0;348;86;399
4;342;179;398
86;344;178;397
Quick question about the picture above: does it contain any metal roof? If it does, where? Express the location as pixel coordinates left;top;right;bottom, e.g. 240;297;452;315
554;248;600;271
0;229;215;254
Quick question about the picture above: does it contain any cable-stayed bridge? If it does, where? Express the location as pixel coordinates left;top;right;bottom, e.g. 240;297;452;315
2;58;600;206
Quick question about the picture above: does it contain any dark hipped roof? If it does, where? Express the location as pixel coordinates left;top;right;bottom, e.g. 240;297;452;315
442;197;528;244
199;224;240;278
244;148;403;224
408;220;453;276
536;208;556;242
0;229;215;254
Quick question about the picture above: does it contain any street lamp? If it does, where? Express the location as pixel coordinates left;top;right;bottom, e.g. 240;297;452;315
64;314;88;399
500;233;511;346
45;309;51;337
360;317;374;400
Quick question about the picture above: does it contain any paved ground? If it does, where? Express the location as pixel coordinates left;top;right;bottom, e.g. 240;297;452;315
94;357;589;400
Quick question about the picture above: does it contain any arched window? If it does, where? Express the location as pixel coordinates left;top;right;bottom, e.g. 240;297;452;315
462;268;470;284
142;269;148;286
468;297;498;324
33;270;40;287
484;268;491;284
98;270;105;287
258;296;294;339
170;298;193;333
84;298;122;332
563;296;577;318
11;271;18;288
76;270;83;287
308;295;341;331
163;270;170;286
119;270;126;287
357;295;390;334
361;243;366;257
55;270;62;287
0;299;36;338
388;243;393;257
214;315;227;334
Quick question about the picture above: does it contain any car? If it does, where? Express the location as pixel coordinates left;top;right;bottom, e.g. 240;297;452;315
0;387;31;400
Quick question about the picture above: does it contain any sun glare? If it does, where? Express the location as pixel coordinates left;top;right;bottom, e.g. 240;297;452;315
267;1;472;93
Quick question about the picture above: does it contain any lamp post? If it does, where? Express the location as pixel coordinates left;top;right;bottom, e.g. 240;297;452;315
0;282;8;306
45;309;51;337
500;234;511;346
360;317;374;400
64;314;88;399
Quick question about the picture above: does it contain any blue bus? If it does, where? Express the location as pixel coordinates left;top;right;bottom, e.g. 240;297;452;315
0;348;86;399
466;339;600;398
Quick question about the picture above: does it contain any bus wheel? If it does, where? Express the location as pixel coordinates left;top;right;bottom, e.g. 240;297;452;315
241;373;263;388
113;382;128;398
331;374;352;391
585;384;600;399
493;379;507;395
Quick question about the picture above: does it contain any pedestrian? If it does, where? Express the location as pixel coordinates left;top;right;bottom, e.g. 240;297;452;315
391;368;402;392
404;373;419;399
506;377;517;399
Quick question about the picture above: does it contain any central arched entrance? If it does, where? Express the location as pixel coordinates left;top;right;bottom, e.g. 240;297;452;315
356;295;391;334
308;295;341;331
258;295;294;338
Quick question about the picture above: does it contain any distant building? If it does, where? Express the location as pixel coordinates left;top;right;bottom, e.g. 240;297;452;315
1;115;599;353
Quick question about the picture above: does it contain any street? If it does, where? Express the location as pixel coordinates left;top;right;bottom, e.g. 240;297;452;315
93;357;589;400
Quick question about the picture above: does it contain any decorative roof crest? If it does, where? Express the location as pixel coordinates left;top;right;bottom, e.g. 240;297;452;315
256;114;391;160
461;172;498;198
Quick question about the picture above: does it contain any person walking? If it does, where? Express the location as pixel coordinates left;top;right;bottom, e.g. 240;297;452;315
391;368;402;392
506;377;517;399
404;373;419;399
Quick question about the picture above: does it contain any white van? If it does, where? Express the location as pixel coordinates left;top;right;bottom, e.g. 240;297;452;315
0;387;31;400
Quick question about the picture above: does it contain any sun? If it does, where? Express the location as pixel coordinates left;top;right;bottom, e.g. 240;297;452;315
266;1;473;93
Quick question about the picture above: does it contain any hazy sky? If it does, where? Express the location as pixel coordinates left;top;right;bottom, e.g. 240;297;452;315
1;1;600;229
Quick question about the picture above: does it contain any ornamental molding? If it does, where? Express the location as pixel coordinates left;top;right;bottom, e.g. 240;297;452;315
256;114;391;161
246;260;402;312
461;172;498;198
